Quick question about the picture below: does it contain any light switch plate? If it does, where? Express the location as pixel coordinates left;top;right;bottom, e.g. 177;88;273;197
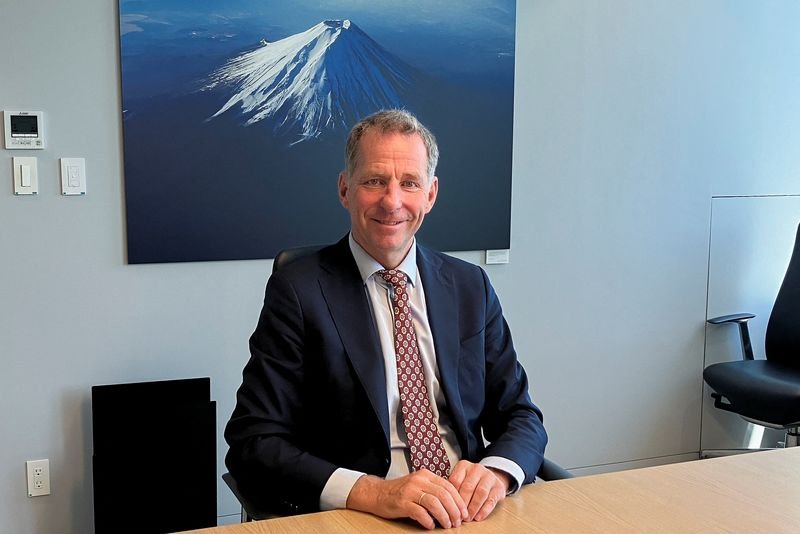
60;157;86;195
12;156;38;195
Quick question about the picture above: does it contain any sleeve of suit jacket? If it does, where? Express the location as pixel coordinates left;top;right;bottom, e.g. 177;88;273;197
421;249;547;484
470;265;548;483
225;269;341;515
224;254;390;516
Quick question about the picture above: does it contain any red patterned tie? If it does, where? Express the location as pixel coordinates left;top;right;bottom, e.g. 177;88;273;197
379;269;451;478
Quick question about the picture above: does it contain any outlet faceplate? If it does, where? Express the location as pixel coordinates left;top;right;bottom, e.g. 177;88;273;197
26;459;50;497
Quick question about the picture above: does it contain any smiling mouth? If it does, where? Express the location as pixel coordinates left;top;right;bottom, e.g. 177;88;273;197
376;219;406;225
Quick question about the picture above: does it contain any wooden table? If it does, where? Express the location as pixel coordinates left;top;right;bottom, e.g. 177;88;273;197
184;448;800;533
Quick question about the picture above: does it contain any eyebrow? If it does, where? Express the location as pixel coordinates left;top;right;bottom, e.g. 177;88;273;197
360;167;423;180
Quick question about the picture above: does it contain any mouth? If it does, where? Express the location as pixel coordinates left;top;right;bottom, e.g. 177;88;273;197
374;219;406;226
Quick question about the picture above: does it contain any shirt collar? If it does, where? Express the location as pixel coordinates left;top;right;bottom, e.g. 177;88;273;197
348;233;418;287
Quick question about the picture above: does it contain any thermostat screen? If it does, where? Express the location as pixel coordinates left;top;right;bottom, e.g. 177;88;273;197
11;115;39;137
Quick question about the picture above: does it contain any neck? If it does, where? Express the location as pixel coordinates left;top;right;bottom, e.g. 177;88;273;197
350;235;412;270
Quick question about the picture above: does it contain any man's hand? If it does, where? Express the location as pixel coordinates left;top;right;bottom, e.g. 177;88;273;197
447;460;510;522
346;469;468;530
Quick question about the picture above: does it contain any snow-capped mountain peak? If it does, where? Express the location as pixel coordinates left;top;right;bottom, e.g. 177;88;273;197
204;19;413;143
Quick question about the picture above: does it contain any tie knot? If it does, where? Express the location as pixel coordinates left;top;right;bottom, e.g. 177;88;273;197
378;269;408;289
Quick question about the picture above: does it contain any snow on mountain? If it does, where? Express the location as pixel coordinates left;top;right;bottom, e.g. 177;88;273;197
204;19;414;143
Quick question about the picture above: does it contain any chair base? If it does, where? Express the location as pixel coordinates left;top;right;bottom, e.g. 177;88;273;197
700;448;777;459
785;426;799;447
702;425;798;458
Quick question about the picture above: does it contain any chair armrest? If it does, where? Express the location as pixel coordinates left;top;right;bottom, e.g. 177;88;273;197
706;313;756;360
707;313;755;325
536;457;574;480
222;472;274;522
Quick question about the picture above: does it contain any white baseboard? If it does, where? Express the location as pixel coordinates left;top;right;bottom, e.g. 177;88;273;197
566;452;700;477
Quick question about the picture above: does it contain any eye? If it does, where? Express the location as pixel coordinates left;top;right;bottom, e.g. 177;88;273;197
364;178;384;187
401;180;421;190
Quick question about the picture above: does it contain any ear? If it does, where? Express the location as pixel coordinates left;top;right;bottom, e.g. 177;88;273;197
424;176;438;213
338;172;349;208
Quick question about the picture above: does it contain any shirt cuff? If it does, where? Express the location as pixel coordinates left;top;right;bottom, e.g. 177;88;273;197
480;456;525;495
319;468;366;511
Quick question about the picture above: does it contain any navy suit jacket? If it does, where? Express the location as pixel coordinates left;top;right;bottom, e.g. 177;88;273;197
225;237;547;515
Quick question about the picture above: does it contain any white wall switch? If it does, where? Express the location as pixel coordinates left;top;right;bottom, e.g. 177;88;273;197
486;249;510;264
26;459;51;497
12;157;38;195
60;157;86;195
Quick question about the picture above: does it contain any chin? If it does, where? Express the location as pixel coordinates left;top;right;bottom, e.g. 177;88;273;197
366;238;406;256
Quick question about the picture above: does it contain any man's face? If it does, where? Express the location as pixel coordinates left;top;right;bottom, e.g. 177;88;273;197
339;130;438;268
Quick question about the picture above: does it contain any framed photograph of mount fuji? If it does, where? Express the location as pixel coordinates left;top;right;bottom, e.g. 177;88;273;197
119;1;516;263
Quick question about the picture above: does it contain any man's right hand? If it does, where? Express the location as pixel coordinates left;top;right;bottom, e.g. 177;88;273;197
345;469;469;530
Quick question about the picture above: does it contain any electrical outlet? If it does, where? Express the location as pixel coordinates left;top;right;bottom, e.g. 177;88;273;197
26;459;50;497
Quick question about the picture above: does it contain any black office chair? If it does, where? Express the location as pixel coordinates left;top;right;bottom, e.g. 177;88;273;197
272;244;326;271
704;222;800;450
223;245;573;521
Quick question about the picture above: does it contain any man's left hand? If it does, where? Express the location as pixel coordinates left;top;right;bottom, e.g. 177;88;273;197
447;460;510;522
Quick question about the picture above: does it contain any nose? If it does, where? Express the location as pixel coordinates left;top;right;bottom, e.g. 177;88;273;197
380;181;402;211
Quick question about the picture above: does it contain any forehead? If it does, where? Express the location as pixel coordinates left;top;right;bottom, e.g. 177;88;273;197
354;130;428;173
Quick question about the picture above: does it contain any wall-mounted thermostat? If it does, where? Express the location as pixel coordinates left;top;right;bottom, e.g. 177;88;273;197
4;111;45;149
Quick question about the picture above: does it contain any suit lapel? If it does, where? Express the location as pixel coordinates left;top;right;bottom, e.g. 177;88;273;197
318;240;390;444
416;246;468;443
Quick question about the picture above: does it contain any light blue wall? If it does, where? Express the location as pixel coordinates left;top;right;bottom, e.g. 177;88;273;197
1;1;799;532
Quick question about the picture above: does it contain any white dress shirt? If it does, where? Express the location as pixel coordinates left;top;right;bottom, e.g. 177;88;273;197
319;235;523;510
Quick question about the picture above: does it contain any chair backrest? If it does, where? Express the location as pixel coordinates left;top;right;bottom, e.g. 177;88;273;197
765;222;800;367
273;245;325;274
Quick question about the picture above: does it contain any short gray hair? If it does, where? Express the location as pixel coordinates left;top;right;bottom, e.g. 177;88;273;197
344;109;439;181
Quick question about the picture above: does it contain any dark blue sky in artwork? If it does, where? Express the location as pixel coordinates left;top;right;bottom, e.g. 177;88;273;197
119;0;515;87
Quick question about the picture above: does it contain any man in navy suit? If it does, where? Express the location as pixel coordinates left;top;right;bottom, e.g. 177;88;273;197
225;110;547;529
